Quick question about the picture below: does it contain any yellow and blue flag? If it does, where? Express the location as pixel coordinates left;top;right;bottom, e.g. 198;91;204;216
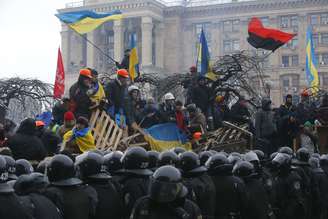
144;123;192;152
56;10;123;34
196;29;217;81
129;33;139;82
63;127;96;153
306;26;319;93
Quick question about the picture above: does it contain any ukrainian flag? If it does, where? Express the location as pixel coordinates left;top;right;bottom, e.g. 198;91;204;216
306;26;319;93
196;29;217;81
63;127;96;153
129;33;139;82
56;10;123;34
144;123;192;152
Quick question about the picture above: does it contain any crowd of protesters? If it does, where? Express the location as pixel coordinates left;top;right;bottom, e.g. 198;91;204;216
0;65;328;218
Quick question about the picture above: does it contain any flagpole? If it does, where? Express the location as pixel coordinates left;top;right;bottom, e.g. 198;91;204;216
64;23;117;64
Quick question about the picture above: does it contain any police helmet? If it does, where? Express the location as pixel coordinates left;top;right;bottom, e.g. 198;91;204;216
253;150;266;162
149;165;187;203
15;159;34;176
199;151;213;166
179;151;206;175
121;147;152;176
148;151;160;171
36;159;50;174
0;156;13;193
158;150;179;167
244;151;259;163
320;154;328;166
278;147;294;156
75;152;110;180
296;148;310;163
14;172;49;195
103;151;124;174
3;155;17;180
272;153;292;169
228;154;242;166
232;161;255;178
205;154;232;175
47;154;82;186
171;147;187;155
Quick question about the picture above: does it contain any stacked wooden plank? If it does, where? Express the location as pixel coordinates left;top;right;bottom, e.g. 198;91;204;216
89;109;123;151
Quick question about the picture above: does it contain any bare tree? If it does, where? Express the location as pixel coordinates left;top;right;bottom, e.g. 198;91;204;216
0;77;54;123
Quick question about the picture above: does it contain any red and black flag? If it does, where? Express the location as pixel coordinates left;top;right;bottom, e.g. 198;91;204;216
247;17;296;52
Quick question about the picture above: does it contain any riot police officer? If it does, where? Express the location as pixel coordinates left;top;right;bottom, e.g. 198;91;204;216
158;150;179;167
206;154;247;219
15;159;34;176
233;161;274;219
148;151;160;171
3;155;17;181
130;165;202;219
44;154;98;219
0;155;33;219
103;151;125;186
271;153;305;219
199;151;213;166
14;172;63;219
120;146;153;217
75;152;124;219
171;147;187;156
180;151;215;219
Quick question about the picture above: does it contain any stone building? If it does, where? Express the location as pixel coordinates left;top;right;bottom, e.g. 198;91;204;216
59;0;328;106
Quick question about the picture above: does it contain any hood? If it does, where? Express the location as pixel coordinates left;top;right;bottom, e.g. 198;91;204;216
17;118;36;135
261;98;272;111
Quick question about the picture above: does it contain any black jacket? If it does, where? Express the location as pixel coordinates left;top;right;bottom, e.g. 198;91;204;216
69;80;92;119
8;119;47;161
0;191;33;219
190;85;211;115
106;79;127;114
52;102;68;125
37;129;61;156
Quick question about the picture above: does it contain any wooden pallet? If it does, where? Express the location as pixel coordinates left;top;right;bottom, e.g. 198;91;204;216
89;109;123;151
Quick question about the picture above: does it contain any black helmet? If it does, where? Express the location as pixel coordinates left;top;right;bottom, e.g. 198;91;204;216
179;151;206;175
244;151;260;163
199;151;213;166
320;154;328;166
171;147;186;155
0;155;13;193
270;152;278;161
47;154;82;186
15;159;34;176
121;147;152;176
205;154;232;175
232;161;255;178
75;152;110;180
103;151;124;174
228;154;242;166
148;151;159;171
278;147;294;156
253;150;265;162
14;173;49;195
36;159;50;174
149;165;187;203
3;155;17;180
296;148;310;163
312;153;321;159
158;151;179;167
272;153;291;169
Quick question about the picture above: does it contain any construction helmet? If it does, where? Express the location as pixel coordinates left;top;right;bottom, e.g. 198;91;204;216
117;69;129;78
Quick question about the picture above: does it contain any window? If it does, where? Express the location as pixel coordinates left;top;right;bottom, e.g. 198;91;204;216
291;16;298;27
322;53;328;65
282;78;290;87
290;37;298;48
281;16;289;28
313;34;319;48
282;56;290;67
232;40;240;51
311;14;319;25
292;55;299;66
223;21;232;32
321;13;328;25
321;33;328;46
223;40;232;52
232;20;240;32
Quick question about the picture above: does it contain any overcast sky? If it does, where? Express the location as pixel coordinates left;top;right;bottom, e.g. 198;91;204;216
0;0;70;84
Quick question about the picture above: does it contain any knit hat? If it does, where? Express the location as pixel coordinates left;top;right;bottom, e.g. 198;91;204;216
64;111;75;121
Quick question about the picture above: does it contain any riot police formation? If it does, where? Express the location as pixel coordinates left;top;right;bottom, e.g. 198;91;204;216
1;146;328;219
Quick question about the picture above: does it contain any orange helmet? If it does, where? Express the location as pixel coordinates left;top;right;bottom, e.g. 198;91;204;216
79;68;93;79
301;89;310;97
193;132;202;141
117;69;129;78
35;120;45;127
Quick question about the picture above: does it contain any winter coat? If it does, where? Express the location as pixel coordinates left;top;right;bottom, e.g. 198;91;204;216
69;80;92;119
7;119;47;161
0;190;34;219
278;103;296;119
36;129;61;156
255;99;276;139
106;79;127;114
52;102;68;126
230;101;251;124
190;85;211;115
317;106;328;126
189;111;207;133
295;102;316;125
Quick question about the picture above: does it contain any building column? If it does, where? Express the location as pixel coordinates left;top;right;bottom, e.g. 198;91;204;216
113;20;124;63
142;16;153;67
87;31;96;68
155;23;164;68
60;24;70;73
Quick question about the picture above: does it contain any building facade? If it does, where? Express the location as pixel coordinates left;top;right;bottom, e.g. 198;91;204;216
59;0;328;106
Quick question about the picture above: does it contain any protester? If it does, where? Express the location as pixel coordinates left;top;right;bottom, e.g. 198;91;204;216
186;104;207;134
69;69;93;119
57;111;76;139
212;95;230;128
139;98;161;128
295;121;318;153
116;49;130;70
7;118;46;161
52;98;70;126
278;94;296;119
175;100;187;131
62;116;96;154
35;120;61;156
189;76;211;116
159;92;176;123
87;68;106;109
230;97;251;124
296;90;316;125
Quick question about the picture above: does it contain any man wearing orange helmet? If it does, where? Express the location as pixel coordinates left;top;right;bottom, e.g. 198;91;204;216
296;89;316;125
